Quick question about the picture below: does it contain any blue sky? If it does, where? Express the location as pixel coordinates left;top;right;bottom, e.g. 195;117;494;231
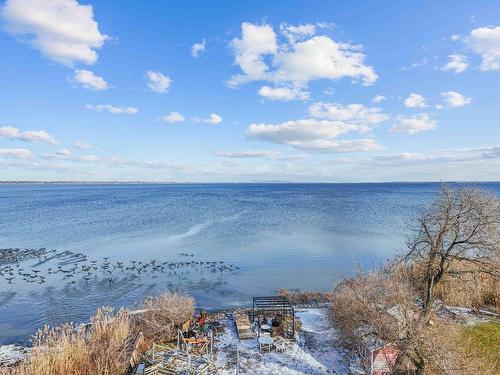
1;0;499;182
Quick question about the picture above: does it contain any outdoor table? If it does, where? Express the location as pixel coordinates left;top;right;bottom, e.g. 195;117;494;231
258;335;273;352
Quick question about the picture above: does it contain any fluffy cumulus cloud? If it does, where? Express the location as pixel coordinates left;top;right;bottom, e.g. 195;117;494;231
273;36;377;85
228;22;377;99
404;93;427;108
279;23;317;44
201;113;223;125
390;113;437;134
191;39;206;57
466;26;500;71
372;95;386;103
0;126;58;144
246;100;387;153
246;118;380;152
229;22;277;85
146;71;172;93
308;102;389;124
85;104;138;114
1;0;108;66
74;70;108;90
258;85;309;101
73;140;91;149
441;54;469;73
440;91;472;107
162;112;185;123
0;148;33;159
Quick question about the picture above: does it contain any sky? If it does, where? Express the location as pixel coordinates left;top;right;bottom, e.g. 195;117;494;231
1;0;499;182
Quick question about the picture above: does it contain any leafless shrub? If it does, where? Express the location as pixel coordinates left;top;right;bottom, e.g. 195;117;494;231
403;259;500;312
132;292;195;344
404;185;500;313
1;307;135;375
278;288;333;305
329;186;500;374
1;292;194;375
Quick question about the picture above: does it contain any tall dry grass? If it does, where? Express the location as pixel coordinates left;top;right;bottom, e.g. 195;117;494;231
1;292;194;375
132;292;195;345
278;288;333;305
401;260;500;312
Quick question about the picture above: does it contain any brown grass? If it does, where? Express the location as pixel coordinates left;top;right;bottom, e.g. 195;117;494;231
278;288;333;305
1;292;194;375
401;260;500;312
132;292;195;346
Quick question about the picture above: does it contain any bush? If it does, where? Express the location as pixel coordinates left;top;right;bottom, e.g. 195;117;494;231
403;260;500;312
1;292;194;375
132;292;195;345
2;307;135;375
277;288;333;305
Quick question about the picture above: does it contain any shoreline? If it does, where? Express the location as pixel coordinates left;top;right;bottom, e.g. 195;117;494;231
0;302;333;368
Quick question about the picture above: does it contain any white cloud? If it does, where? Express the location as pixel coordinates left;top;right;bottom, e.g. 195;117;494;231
146;71;172;93
85;104;138;114
196;113;223;124
375;145;500;165
0;148;33;159
372;95;386;103
229;22;277;86
191;39;206;57
308;102;389;124
287;138;382;152
206;113;223;124
74;70;108;90
390;113;437;134
441;54;469;73
0;126;58;144
440;91;472;107
274;36;377;85
466;26;500;71
247;119;359;143
1;0;108;66
56;148;71;156
228;22;377;91
246;118;380;152
162;112;185;123
73;140;91;149
280;23;317;44
404;93;427;108
81;154;101;162
215;150;307;161
258;85;309;101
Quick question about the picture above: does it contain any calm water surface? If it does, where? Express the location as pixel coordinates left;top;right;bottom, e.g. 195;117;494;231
1;182;499;344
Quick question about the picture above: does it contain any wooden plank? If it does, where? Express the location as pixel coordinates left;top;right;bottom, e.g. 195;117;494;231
234;312;254;339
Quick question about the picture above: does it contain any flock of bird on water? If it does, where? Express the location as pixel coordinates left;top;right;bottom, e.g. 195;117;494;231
0;248;241;286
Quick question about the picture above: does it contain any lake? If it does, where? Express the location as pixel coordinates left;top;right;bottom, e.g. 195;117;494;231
1;182;499;344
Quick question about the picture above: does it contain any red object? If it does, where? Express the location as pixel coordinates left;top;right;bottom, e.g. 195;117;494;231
369;344;400;375
197;316;206;326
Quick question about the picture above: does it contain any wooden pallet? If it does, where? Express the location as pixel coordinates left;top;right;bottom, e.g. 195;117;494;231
233;312;254;339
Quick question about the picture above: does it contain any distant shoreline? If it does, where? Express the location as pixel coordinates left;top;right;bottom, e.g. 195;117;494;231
1;181;500;185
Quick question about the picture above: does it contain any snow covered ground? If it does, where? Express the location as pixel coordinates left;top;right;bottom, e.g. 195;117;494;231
213;308;348;374
0;344;28;367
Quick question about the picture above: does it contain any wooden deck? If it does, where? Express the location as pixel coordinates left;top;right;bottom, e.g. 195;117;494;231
233;312;254;339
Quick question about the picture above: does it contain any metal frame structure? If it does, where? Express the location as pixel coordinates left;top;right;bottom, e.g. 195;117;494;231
251;296;295;339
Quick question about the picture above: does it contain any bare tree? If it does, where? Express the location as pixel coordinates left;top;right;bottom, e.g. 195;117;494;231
405;185;500;313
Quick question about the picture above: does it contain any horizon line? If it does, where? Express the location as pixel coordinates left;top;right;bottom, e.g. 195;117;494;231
1;180;500;185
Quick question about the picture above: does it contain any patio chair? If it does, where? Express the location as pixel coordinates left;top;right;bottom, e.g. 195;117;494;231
258;335;273;352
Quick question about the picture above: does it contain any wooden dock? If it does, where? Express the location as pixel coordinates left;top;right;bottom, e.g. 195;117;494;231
233;312;254;339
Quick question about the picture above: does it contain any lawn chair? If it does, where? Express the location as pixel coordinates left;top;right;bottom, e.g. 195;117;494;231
258;335;273;352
